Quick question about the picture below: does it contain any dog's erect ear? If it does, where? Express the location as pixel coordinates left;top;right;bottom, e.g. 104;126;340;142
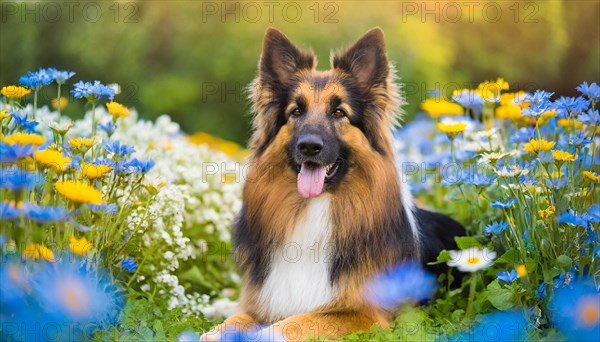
260;28;315;88
332;28;389;89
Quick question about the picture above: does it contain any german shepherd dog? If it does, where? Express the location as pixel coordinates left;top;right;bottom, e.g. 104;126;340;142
201;27;465;342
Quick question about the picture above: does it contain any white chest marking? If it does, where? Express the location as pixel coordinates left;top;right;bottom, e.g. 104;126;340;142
258;196;336;322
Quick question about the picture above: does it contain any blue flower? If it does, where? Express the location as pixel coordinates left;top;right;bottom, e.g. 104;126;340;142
121;257;138;272
554;96;591;117
46;68;75;84
558;210;589;227
525;90;554;104
87;202;118;214
364;261;437;309
0;169;40;191
550;277;599;342
19;67;54;90
104;140;135;157
536;282;547;300
576;81;600;100
11;113;39;133
511;127;535;144
0;141;34;163
570;132;592;147
127;158;156;173
586;204;600;223
578;109;600;125
0;202;21;220
98;121;117;135
491;199;517;209
484;221;508;235
452;90;483;115
178;331;201;342
497;269;519;283
22;203;69;223
448;311;528;342
71;80;115;102
462;171;495;186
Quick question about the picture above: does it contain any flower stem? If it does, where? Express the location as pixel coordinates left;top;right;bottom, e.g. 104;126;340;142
33;90;38;119
57;84;62;117
91;102;97;159
465;272;478;318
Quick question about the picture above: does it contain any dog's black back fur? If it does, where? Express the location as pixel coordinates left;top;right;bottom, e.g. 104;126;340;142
416;208;465;277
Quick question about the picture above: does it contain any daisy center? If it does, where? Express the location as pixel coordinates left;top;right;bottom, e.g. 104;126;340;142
579;299;600;327
467;257;480;265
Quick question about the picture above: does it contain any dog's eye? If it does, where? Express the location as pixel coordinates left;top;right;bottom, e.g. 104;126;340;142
333;108;346;117
291;108;302;117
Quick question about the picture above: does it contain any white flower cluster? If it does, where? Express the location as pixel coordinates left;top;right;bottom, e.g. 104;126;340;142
34;106;243;317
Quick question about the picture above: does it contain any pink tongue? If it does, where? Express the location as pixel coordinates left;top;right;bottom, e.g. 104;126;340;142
297;163;326;199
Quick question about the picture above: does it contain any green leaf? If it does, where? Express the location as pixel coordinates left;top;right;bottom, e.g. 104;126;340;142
427;249;451;265
556;255;573;272
488;289;515;310
454;236;481;249
495;249;520;264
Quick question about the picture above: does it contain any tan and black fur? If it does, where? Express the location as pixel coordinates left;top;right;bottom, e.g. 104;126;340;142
202;27;464;342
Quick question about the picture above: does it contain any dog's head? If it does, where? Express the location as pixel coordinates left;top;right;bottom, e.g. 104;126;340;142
248;27;402;199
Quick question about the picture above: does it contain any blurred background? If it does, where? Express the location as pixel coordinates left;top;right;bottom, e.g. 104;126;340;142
1;0;598;144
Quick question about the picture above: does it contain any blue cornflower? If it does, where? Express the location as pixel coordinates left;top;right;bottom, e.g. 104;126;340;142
536;282;547;300
22;203;69;223
0;169;40;191
0;141;34;163
0;202;21;220
497;269;519;283
87;202;118;214
521;90;553;117
71;80;115;102
364;261;437;309
121;257;138;272
578;109;600;124
127;158;156;173
554;96;591;117
98;121;117;135
448;311;528;341
484;221;509;235
550;277;599;342
104;140;135;157
570;132;593;147
11;113;39;133
452;90;483;115
576;81;600;100
558;209;589;227
462;171;495;186
19;67;54;90
586;204;600;223
525;89;554;104
511;127;535;144
491;198;517;209
46;68;75;84
33;258;125;330
93;157;116;167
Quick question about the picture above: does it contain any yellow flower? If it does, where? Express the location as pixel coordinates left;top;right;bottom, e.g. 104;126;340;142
476;78;509;101
82;163;112;179
516;265;528;277
51;97;69;110
1;86;32;100
421;98;463;118
106;101;130;118
55;180;103;205
34;149;71;172
500;92;526;106
68;137;96;152
552;150;576;163
23;244;55;262
3;132;46;146
558;118;583;131
69;236;92;256
538;206;556;220
0;110;10;120
524;139;555;154
495;104;523;121
437;122;467;139
583;171;600;183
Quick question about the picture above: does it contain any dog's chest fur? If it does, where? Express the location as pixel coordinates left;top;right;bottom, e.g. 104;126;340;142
257;196;336;322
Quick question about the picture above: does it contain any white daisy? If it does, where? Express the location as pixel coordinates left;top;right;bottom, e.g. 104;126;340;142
447;247;497;272
478;152;511;166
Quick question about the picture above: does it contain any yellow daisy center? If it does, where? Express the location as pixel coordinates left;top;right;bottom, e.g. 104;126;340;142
467;257;480;265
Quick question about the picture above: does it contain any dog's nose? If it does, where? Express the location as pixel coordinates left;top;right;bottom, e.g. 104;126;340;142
297;134;323;156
